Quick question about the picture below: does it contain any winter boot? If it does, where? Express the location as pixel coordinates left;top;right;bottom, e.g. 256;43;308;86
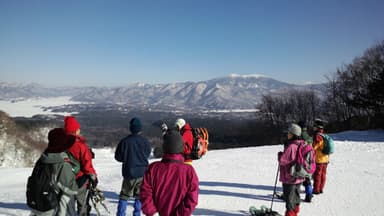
304;185;313;202
116;199;128;216
133;199;142;216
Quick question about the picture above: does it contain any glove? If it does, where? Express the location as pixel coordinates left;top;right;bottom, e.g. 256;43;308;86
161;123;168;135
88;174;98;188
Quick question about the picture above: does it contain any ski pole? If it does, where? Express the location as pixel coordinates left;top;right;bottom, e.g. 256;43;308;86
270;164;280;211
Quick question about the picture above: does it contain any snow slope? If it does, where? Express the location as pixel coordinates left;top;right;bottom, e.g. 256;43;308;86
0;130;383;216
0;97;81;117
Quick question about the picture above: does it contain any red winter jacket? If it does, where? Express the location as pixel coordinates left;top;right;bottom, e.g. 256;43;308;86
140;153;199;216
67;135;97;179
180;123;194;163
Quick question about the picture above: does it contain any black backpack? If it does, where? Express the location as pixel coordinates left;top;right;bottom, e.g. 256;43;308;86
26;158;60;212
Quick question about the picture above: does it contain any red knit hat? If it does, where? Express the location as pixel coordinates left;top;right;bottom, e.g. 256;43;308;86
64;116;80;134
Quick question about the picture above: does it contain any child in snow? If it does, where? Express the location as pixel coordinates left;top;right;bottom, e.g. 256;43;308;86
278;123;305;216
140;130;199;216
312;118;329;194
64;116;98;215
298;121;314;202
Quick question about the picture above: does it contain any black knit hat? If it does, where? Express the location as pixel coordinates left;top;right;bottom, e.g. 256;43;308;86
163;130;184;154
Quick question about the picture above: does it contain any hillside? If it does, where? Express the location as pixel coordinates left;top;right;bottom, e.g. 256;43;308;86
0;130;383;215
0;111;49;167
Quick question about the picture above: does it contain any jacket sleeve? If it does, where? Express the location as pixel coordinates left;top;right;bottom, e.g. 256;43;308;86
140;165;157;216
174;167;199;215
114;139;125;162
79;144;97;175
279;145;296;166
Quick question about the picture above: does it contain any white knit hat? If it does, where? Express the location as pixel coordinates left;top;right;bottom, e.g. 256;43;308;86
174;118;186;129
288;123;302;137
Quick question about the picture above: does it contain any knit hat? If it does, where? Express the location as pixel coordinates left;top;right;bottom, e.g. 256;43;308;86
46;128;76;153
298;121;307;130
64;116;80;134
174;118;186;129
130;117;142;134
313;118;324;129
287;123;302;137
163;130;184;154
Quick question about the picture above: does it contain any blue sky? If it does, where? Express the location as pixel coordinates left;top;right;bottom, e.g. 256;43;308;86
0;0;383;86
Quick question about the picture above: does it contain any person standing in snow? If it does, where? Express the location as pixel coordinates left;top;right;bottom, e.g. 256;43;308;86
298;121;314;203
140;130;199;216
29;128;78;216
174;118;194;165
64;116;98;216
115;117;151;216
278;123;305;216
312;118;329;194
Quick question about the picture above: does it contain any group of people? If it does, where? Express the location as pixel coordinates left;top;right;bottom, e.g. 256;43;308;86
278;119;330;216
29;115;330;216
29;116;198;216
114;117;198;216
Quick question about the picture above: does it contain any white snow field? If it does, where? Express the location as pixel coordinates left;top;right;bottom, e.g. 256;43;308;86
0;130;383;216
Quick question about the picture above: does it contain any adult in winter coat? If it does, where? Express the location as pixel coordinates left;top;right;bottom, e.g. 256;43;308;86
141;130;199;216
278;123;305;216
174;118;194;165
115;117;151;216
312;118;329;194
298;121;314;203
64;116;98;216
29;128;78;216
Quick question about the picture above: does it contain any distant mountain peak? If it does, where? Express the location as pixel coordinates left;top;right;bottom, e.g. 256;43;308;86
229;73;267;79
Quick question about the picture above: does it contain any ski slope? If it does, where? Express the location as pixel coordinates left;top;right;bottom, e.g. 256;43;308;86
0;130;383;216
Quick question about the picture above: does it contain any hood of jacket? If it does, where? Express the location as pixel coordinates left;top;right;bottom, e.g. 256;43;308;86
45;128;76;153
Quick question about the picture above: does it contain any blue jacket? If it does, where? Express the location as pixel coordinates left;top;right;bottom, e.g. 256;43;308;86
115;133;151;179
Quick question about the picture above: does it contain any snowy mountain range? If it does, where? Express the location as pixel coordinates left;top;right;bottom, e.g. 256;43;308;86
0;74;324;110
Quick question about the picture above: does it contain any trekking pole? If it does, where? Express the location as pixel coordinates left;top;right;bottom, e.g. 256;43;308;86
270;164;280;211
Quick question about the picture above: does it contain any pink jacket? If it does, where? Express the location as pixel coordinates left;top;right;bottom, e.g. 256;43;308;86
278;139;305;184
140;154;199;216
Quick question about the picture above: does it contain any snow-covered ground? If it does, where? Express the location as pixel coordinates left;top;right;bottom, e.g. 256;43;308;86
0;130;383;216
0;97;81;117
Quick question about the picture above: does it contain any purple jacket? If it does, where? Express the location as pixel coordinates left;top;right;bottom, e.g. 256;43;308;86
278;139;305;184
140;153;199;216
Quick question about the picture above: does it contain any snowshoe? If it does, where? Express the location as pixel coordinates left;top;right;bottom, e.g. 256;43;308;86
249;205;282;216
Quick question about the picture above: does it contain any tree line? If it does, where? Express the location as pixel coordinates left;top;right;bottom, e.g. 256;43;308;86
258;40;384;132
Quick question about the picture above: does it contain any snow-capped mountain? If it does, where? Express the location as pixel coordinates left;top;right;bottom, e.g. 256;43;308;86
0;75;324;110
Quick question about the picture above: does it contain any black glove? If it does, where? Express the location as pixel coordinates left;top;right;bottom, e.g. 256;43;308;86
88;174;98;188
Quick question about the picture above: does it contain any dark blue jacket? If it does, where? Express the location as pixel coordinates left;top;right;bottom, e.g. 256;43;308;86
115;133;151;179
